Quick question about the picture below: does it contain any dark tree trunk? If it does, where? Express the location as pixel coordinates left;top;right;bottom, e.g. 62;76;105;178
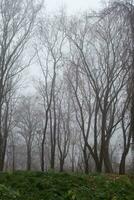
0;152;4;171
0;136;7;171
27;144;31;171
50;151;55;170
104;145;113;173
41;137;45;171
83;147;89;174
84;162;89;174
41;112;49;171
12;144;15;172
71;159;75;172
119;153;126;174
59;159;64;172
95;160;102;173
104;155;113;173
50;106;56;170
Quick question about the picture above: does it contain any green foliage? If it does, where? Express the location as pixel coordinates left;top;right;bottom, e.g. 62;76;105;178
0;184;19;200
0;172;133;200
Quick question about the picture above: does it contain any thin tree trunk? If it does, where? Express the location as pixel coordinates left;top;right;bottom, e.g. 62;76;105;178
27;144;31;171
12;143;15;172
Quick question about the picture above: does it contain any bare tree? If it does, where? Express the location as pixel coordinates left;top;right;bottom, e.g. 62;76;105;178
65;11;131;172
36;14;66;171
56;87;71;172
0;0;42;171
2;3;134;175
102;0;134;172
15;96;39;170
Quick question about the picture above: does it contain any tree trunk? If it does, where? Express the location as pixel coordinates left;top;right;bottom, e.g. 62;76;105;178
59;159;64;172
27;144;31;171
71;159;75;172
12;144;15;172
83;147;89;174
119;153;126;174
95;160;102;173
50;153;55;170
104;145;113;173
0;138;6;171
130;7;134;173
0;153;4;171
104;155;113;173
41;140;45;171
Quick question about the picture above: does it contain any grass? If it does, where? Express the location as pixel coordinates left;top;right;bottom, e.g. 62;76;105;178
0;171;134;200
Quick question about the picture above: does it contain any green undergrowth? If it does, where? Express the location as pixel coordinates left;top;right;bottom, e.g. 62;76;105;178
0;171;133;200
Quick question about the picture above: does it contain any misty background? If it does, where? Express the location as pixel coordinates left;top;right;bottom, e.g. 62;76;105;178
0;0;133;175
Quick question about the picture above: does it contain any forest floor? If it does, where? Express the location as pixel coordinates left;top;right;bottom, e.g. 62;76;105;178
0;171;134;200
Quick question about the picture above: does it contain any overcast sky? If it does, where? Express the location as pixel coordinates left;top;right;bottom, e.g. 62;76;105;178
45;0;102;14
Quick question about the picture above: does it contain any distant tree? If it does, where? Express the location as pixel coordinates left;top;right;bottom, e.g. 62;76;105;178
0;0;42;171
15;96;39;171
56;87;71;172
36;14;66;171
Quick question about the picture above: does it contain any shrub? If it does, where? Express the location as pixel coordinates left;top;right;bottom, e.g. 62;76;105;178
0;184;19;200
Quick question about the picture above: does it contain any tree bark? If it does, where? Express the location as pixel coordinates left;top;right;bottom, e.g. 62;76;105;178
119;153;126;174
83;147;89;174
27;144;31;171
59;158;64;172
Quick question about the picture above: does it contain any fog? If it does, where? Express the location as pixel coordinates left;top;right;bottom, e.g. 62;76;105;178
45;0;101;13
0;0;133;175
